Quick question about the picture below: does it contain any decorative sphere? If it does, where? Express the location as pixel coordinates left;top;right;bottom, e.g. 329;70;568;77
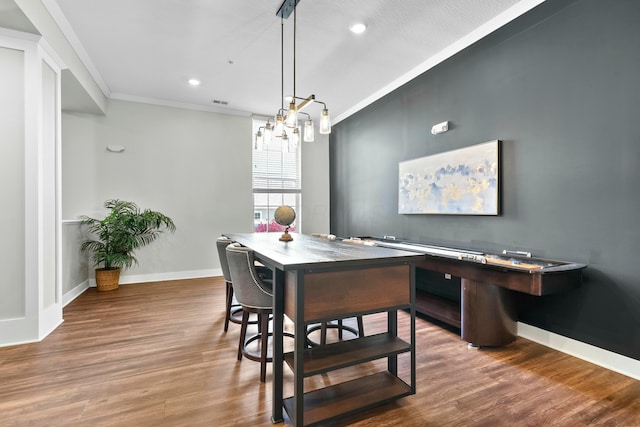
274;205;296;227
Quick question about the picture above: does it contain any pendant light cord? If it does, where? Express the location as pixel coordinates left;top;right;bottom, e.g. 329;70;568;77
280;16;284;112
293;6;296;101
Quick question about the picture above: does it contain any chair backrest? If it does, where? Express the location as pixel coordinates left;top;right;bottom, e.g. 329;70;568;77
216;236;234;282
226;243;273;310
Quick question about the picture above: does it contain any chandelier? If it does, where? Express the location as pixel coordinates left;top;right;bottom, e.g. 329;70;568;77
255;0;331;151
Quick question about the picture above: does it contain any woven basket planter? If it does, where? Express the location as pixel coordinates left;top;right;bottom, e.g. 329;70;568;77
95;268;121;291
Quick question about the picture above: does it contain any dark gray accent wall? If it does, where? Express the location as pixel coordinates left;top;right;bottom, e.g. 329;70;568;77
330;0;640;360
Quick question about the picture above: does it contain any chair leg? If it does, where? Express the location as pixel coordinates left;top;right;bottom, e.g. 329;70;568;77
320;322;328;345
224;282;233;332
238;310;249;361
259;312;269;382
318;317;362;344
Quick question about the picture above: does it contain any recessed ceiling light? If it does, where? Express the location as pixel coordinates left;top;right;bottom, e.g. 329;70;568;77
349;23;367;34
188;78;201;86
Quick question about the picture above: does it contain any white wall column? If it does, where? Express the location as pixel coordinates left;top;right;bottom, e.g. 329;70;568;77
0;29;63;346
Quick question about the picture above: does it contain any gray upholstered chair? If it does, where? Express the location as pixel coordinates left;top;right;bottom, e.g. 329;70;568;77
216;236;241;332
217;236;272;332
225;242;277;382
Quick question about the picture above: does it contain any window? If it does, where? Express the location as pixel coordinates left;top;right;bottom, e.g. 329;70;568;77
252;118;301;232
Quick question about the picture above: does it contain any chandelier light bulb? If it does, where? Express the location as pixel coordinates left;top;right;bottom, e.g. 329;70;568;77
291;127;300;149
264;122;274;141
255;129;264;150
304;119;315;142
275;113;284;135
285;101;298;128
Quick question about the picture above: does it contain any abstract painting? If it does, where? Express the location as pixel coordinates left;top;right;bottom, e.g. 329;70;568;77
399;140;499;215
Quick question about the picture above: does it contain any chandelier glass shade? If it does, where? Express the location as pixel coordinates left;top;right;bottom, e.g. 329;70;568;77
285;101;298;128
303;116;314;142
319;108;331;135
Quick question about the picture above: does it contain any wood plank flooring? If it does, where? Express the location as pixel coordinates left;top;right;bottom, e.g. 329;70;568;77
0;277;638;426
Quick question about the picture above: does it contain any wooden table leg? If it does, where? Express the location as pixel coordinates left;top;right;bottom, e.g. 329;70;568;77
461;279;517;347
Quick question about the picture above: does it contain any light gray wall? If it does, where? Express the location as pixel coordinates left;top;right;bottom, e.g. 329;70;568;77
301;133;330;234
62;99;254;279
61;111;99;219
61;222;87;295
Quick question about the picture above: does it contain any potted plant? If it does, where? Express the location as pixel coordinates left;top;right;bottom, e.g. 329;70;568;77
81;199;176;291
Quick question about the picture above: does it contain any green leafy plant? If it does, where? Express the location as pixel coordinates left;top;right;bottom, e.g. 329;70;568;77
81;199;176;270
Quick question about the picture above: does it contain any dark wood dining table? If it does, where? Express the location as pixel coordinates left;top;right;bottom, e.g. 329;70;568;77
224;232;423;426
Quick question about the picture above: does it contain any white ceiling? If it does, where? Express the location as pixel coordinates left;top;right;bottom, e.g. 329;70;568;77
9;0;542;122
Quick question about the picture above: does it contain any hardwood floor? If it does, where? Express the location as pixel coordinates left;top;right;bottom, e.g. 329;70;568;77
1;277;638;426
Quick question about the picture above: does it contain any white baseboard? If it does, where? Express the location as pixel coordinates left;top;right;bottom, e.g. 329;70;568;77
87;268;223;287
120;268;222;284
63;280;90;306
39;318;64;340
518;322;640;381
